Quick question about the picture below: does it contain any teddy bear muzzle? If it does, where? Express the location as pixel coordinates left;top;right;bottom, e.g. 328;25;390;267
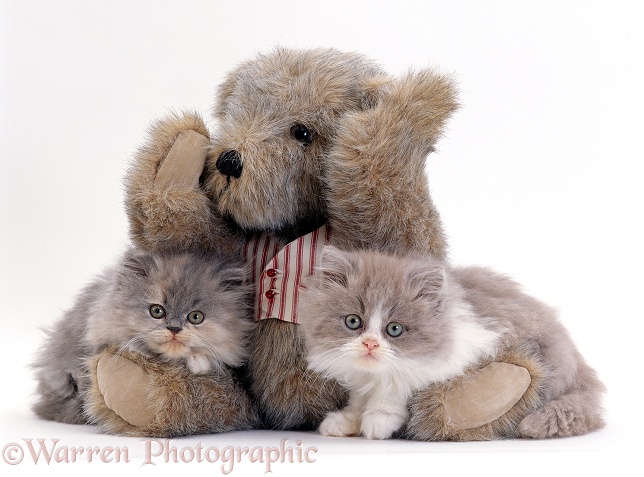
216;150;243;179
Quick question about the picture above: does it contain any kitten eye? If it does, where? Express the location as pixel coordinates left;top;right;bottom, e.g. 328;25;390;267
187;310;205;325
386;322;404;337
290;124;313;145
344;314;362;330
149;304;166;319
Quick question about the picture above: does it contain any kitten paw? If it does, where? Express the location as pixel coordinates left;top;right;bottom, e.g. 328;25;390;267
360;410;406;440
318;411;360;437
186;354;212;374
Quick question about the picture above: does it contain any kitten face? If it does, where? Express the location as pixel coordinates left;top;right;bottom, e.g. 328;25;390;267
336;304;409;371
300;247;454;386
85;250;253;370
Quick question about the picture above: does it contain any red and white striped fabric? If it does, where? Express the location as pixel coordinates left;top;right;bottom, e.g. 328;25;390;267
243;224;331;324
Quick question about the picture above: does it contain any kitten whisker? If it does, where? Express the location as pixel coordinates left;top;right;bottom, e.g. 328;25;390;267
307;348;352;382
188;335;226;371
105;333;149;368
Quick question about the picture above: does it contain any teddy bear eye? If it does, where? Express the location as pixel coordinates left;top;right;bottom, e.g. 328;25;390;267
290;124;313;145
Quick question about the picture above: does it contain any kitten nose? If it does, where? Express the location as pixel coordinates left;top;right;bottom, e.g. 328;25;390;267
216;150;243;178
166;326;182;334
363;338;379;352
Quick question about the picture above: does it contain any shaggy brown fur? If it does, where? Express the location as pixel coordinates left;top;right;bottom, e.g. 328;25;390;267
84;47;543;439
85;348;260;437
125;111;242;256
246;320;347;430
406;350;603;440
206;48;392;237
405;351;546;440
325;69;457;256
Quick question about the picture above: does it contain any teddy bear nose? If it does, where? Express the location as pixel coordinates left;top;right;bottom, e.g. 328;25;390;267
216;150;243;178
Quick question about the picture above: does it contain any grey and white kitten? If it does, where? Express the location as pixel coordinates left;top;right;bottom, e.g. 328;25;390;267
299;246;605;440
32;248;253;424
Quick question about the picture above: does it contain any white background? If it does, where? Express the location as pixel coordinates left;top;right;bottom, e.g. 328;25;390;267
1;1;642;475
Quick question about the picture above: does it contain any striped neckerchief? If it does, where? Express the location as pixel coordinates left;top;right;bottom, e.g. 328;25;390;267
243;224;331;324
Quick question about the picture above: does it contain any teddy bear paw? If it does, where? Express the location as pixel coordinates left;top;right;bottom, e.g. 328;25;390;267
94;351;156;428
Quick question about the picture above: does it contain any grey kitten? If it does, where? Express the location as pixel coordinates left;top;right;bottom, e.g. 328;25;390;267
32;248;253;425
299;246;605;440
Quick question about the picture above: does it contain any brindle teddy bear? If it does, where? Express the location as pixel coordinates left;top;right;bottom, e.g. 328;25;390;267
86;47;540;440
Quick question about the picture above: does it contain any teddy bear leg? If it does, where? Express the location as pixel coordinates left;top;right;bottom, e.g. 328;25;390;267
246;320;347;430
84;348;260;437
125;112;241;255
405;358;543;441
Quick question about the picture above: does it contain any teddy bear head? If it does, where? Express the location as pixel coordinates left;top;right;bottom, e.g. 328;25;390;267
204;47;390;239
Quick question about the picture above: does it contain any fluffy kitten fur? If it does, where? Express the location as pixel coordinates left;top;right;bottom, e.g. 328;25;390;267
299;247;605;439
32;248;253;425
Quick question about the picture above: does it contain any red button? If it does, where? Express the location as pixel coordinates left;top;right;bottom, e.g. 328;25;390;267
266;269;277;278
265;290;276;300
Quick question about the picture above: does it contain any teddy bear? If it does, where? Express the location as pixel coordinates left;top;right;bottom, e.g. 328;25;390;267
85;47;542;440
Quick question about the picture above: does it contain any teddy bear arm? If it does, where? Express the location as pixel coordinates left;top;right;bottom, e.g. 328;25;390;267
84;348;260;437
326;180;448;259
325;70;459;258
124;112;241;255
325;131;448;257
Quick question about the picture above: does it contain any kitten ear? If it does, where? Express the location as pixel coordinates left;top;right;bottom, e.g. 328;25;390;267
215;263;249;289
121;248;157;278
406;259;447;305
317;246;356;288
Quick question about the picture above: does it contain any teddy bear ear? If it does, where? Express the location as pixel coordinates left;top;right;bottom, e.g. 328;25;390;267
213;72;238;119
360;75;393;109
